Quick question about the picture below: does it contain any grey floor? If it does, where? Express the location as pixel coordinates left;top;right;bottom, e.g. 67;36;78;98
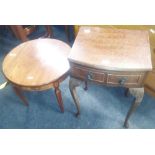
0;25;155;128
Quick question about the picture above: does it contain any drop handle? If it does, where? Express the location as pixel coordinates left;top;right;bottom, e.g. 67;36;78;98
87;72;94;80
119;77;128;85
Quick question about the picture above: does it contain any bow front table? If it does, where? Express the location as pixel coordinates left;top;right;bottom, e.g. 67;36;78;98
68;26;152;128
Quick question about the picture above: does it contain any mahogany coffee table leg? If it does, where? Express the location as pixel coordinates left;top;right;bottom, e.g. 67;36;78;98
69;77;82;117
54;82;64;113
44;25;53;38
12;86;29;106
124;88;144;128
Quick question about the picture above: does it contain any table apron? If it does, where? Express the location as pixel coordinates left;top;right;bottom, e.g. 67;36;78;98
70;63;146;88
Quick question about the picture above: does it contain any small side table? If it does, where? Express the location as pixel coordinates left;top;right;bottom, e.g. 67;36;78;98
68;26;152;128
2;38;71;112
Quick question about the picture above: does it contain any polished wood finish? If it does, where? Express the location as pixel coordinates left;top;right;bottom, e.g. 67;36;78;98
54;82;64;112
12;86;29;106
124;88;144;128
69;26;152;127
3;39;70;89
69;26;152;71
73;25;155;97
70;63;145;87
10;25;28;42
70;64;106;83
44;25;53;38
107;73;144;87
69;77;82;116
2;39;71;112
10;25;53;42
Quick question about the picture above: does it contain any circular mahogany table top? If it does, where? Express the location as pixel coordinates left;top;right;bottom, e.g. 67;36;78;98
2;39;71;90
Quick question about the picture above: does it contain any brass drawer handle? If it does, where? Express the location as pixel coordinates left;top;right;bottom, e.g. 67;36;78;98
119;77;128;85
87;72;94;80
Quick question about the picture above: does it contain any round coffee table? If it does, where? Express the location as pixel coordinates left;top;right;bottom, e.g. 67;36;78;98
2;38;71;112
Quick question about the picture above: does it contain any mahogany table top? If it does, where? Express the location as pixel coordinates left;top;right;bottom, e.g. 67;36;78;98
3;39;70;88
69;26;152;71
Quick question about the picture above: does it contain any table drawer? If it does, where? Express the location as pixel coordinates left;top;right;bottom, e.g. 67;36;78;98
71;66;106;83
107;73;144;86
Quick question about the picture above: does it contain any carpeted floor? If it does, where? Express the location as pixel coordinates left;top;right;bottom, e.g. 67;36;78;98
0;25;155;129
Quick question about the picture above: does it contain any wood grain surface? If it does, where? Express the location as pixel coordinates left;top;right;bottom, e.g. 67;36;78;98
69;26;152;71
3;39;71;89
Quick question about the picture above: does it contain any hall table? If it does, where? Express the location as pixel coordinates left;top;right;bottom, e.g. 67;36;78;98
68;26;152;128
2;39;70;112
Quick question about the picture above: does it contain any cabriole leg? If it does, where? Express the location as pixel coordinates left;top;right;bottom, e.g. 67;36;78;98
69;77;82;117
124;88;144;128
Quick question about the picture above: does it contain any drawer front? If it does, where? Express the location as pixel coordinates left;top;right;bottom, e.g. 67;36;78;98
71;66;106;83
107;73;144;86
70;63;145;87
